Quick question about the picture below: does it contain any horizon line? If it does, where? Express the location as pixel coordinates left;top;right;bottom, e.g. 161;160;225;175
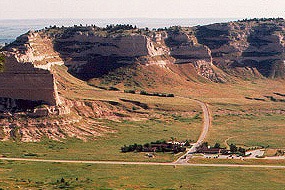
0;17;259;21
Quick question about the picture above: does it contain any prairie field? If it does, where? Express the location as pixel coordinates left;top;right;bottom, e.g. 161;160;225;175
0;161;284;189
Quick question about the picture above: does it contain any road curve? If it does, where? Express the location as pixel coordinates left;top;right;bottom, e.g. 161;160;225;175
0;157;285;168
174;97;211;163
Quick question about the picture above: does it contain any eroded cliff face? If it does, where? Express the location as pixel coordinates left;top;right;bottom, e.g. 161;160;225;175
52;32;168;79
195;20;285;78
39;26;221;82
0;32;63;107
2;19;285;95
164;29;222;82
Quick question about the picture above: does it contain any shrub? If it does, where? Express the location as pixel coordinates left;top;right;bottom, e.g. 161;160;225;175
124;90;136;94
109;87;119;91
0;54;5;72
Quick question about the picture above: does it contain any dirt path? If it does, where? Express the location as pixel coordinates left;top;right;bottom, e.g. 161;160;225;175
224;136;235;149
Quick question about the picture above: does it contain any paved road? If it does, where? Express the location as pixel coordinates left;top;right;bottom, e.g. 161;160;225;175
174;98;211;163
0;157;285;168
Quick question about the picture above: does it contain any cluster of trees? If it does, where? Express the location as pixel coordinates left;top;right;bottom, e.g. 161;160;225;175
140;91;174;97
121;140;189;153
199;142;246;155
276;149;285;156
229;144;246;155
88;84;119;91
104;24;137;31
237;18;284;22
264;96;285;103
200;142;222;149
245;97;266;101
273;92;285;97
124;90;136;94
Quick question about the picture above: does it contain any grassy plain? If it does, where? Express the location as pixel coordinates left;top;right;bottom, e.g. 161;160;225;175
0;161;284;189
168;78;285;149
188;157;285;166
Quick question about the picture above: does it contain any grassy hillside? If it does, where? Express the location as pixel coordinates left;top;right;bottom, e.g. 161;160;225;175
55;64;285;153
1;64;285;161
0;65;203;162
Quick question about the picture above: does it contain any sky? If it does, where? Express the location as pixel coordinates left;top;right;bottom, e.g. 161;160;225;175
0;0;284;20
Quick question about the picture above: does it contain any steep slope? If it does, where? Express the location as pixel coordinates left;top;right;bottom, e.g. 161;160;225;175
40;25;225;85
1;19;285;107
195;18;285;79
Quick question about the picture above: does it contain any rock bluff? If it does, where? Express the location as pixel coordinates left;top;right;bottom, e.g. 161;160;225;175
1;19;285;106
1;32;63;107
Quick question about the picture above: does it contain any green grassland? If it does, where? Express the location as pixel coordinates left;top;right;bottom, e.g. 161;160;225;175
2;65;285;161
0;115;201;162
0;161;284;189
188;157;285;166
208;111;285;148
0;64;205;162
166;78;285;149
3;65;280;162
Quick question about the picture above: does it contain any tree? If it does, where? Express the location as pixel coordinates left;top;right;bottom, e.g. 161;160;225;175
230;144;237;153
201;142;208;147
238;147;246;155
214;143;221;148
185;140;190;147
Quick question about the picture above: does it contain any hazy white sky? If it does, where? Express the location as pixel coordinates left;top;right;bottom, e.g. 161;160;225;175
0;0;284;19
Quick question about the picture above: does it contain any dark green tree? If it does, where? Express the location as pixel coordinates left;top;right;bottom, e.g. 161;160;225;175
238;147;246;155
185;140;190;147
214;143;221;148
230;144;237;153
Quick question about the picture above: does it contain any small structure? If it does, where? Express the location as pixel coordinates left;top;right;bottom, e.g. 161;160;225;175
196;144;227;154
167;141;187;146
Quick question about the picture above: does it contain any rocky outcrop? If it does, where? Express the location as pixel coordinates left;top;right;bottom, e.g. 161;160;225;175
1;32;63;106
164;29;222;82
2;19;285;100
195;19;285;78
44;26;221;81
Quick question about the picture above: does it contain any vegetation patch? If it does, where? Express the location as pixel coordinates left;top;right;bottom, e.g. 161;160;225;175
121;139;192;153
0;54;4;72
120;98;149;109
140;91;174;97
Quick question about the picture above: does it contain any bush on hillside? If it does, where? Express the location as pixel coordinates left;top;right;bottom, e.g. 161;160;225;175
0;54;5;72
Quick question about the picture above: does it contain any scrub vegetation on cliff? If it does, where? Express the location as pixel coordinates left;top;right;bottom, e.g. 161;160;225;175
0;54;4;72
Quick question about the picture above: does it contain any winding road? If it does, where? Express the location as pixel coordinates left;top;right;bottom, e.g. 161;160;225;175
174;98;210;164
0;97;284;168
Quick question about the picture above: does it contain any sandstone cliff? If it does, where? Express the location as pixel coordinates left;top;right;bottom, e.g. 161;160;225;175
0;32;63;107
2;19;285;106
195;19;285;78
